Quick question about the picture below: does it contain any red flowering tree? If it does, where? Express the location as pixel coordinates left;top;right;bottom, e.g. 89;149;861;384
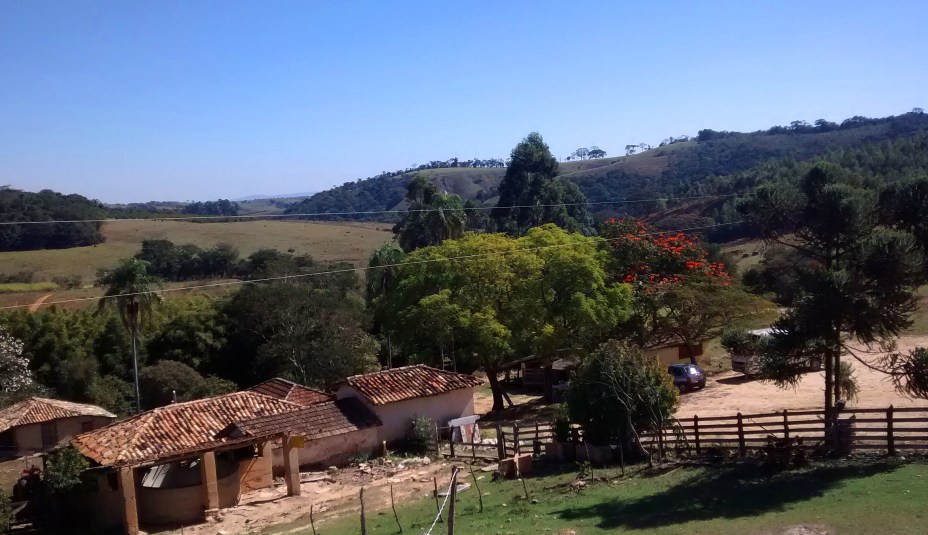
602;218;766;363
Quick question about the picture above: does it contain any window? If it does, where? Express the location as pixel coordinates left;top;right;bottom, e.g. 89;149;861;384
41;422;58;448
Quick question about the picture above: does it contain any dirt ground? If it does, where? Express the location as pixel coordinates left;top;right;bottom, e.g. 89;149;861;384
677;335;928;418
167;456;477;535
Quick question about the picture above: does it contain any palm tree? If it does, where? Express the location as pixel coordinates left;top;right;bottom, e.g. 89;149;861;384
97;258;161;413
366;242;405;368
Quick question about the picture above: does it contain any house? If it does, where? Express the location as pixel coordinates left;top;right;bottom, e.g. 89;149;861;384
0;397;115;458
216;397;382;468
71;391;302;535
645;341;706;367
335;365;483;444
248;377;333;406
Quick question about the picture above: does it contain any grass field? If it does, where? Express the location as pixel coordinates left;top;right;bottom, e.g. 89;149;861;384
0;282;57;294
267;458;927;535
0;219;393;283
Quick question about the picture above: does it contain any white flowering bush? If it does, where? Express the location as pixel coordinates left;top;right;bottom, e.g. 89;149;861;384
0;328;34;395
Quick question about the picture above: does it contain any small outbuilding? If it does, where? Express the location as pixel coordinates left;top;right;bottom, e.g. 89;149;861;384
0;397;115;458
335;365;483;444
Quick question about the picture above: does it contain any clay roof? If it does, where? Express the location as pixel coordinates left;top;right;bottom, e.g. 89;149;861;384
217;398;381;441
247;377;332;406
71;392;300;467
340;365;483;406
0;397;115;434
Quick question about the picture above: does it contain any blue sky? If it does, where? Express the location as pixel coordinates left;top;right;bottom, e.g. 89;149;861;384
1;1;926;203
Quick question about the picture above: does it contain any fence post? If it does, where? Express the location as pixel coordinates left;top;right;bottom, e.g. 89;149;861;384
496;424;505;460
783;409;790;442
737;412;746;457
513;422;521;455
657;421;665;459
693;415;701;455
449;428;455;458
887;405;895;455
447;467;458;535
434;423;441;457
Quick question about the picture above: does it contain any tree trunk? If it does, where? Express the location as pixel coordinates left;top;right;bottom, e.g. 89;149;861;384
683;341;697;365
131;319;141;414
824;345;834;433
486;368;506;413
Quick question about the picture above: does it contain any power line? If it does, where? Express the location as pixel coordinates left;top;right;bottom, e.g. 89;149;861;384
0;193;751;226
0;220;747;311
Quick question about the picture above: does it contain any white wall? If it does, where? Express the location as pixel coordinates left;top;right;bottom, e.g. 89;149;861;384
336;388;476;444
271;427;380;472
12;415;113;454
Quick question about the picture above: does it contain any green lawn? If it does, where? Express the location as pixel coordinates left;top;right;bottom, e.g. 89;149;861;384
0;282;57;293
266;458;927;535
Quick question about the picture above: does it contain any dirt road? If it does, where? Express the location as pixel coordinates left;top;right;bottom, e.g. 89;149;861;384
26;293;51;312
677;335;928;418
174;457;466;535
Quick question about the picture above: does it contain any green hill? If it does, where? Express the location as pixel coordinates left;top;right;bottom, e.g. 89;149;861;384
288;111;928;231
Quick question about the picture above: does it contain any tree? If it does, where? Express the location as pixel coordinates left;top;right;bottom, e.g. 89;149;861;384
602;218;762;361
572;147;589;160
393;174;468;252
138;360;207;409
384;225;632;411
0;327;41;407
221;283;379;388
588;147;607;159
96;258;162;413
566;340;678;455
738;164;926;432
493;132;594;236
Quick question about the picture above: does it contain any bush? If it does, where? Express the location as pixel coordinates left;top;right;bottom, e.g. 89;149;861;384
553;404;571;442
407;415;437;454
0;492;10;534
567;340;678;446
51;274;83;290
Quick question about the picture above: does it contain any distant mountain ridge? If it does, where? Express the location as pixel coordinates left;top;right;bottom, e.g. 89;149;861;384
286;111;928;231
233;192;316;201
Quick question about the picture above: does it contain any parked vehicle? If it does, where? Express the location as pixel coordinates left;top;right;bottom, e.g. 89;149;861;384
730;328;822;377
668;363;706;392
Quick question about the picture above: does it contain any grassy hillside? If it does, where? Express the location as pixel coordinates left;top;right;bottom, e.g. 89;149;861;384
0;219;392;284
288;111;928;224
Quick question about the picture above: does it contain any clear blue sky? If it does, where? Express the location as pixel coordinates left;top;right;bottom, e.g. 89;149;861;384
1;1;925;203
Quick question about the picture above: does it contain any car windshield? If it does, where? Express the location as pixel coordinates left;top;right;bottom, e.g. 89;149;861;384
688;367;700;375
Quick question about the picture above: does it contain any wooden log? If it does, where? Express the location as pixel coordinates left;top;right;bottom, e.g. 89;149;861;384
360;487;367;535
390;484;402;532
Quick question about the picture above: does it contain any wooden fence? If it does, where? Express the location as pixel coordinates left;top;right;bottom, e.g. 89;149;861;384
639;405;928;456
436;406;928;462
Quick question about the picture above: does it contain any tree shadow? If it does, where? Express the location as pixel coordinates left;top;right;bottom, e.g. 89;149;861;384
715;375;755;385
555;459;901;530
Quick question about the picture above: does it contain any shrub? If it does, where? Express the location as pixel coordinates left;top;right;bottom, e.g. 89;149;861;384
408;415;437;454
552;404;571;442
0;492;10;534
837;361;860;402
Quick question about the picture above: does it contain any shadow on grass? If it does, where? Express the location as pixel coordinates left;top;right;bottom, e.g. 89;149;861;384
556;460;901;530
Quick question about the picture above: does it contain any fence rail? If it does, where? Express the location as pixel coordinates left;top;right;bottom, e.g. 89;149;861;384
639;405;928;456
436;406;928;462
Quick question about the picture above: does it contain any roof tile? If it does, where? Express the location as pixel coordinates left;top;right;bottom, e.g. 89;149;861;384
219;398;381;441
248;377;332;406
71;391;299;467
341;365;483;406
0;397;115;434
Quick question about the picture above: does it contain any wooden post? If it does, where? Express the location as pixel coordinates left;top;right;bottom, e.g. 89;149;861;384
693;415;701;456
657;422;665;459
496;425;506;460
783;409;790;441
390;484;402;532
434;423;441;457
887;405;895;455
447;467;459;535
359;487;367;535
513;422;521;455
118;467;139;535
309;504;317;535
449;427;455;458
737;412;746;457
469;465;483;513
433;476;442;523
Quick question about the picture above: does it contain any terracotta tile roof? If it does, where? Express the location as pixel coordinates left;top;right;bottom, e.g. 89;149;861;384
0;397;115;434
340;365;483;406
247;377;333;406
217;398;381;441
71;392;300;467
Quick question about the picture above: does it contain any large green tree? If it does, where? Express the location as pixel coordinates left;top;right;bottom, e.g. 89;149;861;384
96;258;162;413
492;132;594;236
739;164;927;431
383;225;632;411
393;174;467;252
